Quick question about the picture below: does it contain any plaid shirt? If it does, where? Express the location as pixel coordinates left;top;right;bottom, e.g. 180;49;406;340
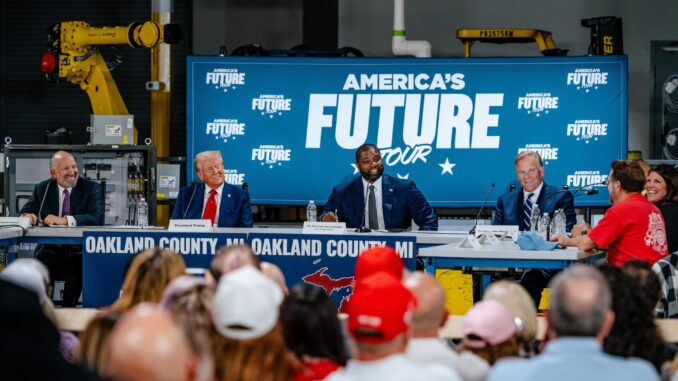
652;252;678;318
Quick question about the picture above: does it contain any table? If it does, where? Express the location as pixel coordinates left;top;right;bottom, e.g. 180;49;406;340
1;226;467;307
419;241;606;298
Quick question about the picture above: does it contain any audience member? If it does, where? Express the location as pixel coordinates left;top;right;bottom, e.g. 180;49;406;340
553;160;668;266
598;264;675;373
646;164;678;253
1;258;80;363
211;265;290;381
281;283;349;381
110;248;186;312
326;271;460;381
0;278;99;380
77;312;121;376
106;304;196;381
488;264;658;381
460;299;519;365
653;252;678;318
208;243;288;294
484;280;539;357
404;271;489;381
160;275;215;381
354;245;405;282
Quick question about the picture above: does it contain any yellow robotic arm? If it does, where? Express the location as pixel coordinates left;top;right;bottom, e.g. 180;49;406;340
41;21;181;140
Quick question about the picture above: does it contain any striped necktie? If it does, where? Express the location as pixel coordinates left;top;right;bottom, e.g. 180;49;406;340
523;193;534;230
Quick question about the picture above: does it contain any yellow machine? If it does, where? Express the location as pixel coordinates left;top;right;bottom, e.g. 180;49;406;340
456;28;567;57
40;21;182;142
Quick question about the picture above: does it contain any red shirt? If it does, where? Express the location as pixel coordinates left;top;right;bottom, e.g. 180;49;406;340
290;358;340;381
588;193;668;266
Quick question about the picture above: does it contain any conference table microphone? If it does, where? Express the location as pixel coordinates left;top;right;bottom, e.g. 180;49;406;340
469;182;495;235
36;179;54;226
355;175;376;233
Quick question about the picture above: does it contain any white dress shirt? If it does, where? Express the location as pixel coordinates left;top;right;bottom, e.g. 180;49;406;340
362;176;385;231
523;181;543;208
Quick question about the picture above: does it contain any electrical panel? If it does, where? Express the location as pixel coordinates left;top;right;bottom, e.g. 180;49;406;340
3;144;156;225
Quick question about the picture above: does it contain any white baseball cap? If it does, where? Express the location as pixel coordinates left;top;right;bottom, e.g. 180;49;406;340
211;265;283;340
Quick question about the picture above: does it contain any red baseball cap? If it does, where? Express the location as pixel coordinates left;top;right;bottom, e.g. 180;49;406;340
354;245;404;282
347;271;417;344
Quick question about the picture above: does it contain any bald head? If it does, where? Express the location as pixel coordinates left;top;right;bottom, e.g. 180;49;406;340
404;271;446;336
106;304;195;381
548;265;612;338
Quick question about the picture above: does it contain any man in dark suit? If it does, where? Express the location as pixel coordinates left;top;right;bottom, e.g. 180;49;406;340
321;144;437;231
171;150;253;227
492;150;576;307
20;150;104;307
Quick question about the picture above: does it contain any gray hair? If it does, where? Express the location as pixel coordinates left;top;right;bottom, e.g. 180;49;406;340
514;150;543;168
193;150;223;173
548;264;611;337
50;150;74;170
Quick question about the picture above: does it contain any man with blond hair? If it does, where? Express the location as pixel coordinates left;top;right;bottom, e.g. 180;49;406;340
171;150;252;227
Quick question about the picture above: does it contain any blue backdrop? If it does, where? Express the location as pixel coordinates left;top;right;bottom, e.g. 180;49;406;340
187;56;627;207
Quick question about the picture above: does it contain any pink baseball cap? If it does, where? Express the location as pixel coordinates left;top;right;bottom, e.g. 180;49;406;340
462;299;517;349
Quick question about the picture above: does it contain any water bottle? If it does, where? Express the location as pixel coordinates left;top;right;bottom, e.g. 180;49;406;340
530;204;541;231
137;197;149;229
306;200;317;222
550;209;566;237
538;213;550;240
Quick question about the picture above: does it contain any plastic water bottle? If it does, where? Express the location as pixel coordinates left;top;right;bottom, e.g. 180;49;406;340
137;197;148;229
538;213;550;240
306;200;317;222
551;209;566;237
530;204;541;231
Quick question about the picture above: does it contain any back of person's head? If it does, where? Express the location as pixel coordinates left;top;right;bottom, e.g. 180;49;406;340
548;264;611;338
210;265;289;381
111;248;186;312
461;299;518;365
610;160;646;193
0;258;57;323
484;281;538;345
348;271;416;359
599;264;667;371
649;164;678;203
106;304;196;381
622;260;661;308
209;244;259;282
77;312;121;375
354;245;404;282
281;283;348;366
160;275;214;381
403;271;447;336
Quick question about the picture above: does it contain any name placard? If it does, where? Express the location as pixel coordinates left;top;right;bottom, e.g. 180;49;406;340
168;219;212;232
302;221;347;234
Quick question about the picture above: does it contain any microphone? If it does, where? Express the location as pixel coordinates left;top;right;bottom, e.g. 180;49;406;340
509;183;516;192
546;182;606;198
355;175;376;233
469;182;495;235
182;182;199;219
36;179;54;225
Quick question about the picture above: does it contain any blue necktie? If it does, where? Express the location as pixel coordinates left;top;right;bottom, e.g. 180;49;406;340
523;193;534;230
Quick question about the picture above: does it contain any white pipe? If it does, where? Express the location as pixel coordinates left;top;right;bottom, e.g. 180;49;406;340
392;0;431;58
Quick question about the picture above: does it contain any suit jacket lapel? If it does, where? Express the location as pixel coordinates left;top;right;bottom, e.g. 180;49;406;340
191;183;206;219
218;185;231;226
382;175;394;229
349;177;364;227
514;187;525;230
69;179;85;215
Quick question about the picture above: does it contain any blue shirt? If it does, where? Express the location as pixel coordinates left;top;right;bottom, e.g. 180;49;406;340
488;337;659;381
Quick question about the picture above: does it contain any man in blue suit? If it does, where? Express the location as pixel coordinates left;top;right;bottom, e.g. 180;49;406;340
492;150;576;306
321;144;437;231
171;150;253;227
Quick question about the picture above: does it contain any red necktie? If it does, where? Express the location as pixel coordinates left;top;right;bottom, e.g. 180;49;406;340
202;189;218;225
